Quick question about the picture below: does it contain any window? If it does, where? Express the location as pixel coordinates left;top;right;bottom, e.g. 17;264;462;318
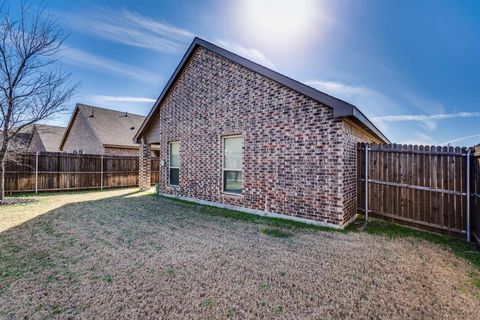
169;142;180;186
223;136;243;194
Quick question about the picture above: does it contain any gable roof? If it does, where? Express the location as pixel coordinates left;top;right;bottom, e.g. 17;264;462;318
134;37;390;144
31;124;65;152
60;104;147;149
0;127;31;151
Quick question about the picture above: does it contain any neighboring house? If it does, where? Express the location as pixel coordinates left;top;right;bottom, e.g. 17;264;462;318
60;104;159;156
28;124;65;152
0;124;64;154
0;129;31;156
135;37;389;229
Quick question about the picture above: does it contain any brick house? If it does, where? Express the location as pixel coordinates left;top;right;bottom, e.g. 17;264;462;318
134;37;389;228
60;104;159;156
28;124;65;152
1;124;65;154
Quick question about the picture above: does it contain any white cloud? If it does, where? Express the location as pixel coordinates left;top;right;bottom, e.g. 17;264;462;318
61;46;161;83
371;111;480;130
372;112;480;122
303;80;400;120
406;94;445;115
58;7;193;53
440;133;480;146
401;133;436;145
214;39;275;69
89;95;156;104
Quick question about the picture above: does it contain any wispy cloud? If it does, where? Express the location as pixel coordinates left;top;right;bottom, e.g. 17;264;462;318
405;94;445;115
61;46;161;83
58;7;193;53
372;111;480;130
88;95;156;105
372;112;480;122
401;133;436;145
440;133;480;146
303;80;400;119
213;39;275;69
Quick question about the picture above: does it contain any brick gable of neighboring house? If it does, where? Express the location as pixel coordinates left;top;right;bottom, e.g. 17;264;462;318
28;128;46;152
28;125;66;153
60;105;159;156
61;108;104;154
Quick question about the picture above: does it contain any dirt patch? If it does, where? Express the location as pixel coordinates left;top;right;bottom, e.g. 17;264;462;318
0;189;479;319
0;198;37;206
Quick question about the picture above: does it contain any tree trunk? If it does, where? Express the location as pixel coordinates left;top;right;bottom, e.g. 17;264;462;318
0;157;5;202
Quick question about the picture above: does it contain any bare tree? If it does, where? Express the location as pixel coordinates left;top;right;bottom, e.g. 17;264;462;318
0;1;79;201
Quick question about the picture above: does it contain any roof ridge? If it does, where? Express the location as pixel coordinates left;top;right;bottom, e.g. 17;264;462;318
134;37;389;143
77;103;146;118
76;105;104;146
34;124;66;129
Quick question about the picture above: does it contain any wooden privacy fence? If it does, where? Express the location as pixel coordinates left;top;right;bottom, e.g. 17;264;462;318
472;145;480;244
5;152;160;193
357;143;475;240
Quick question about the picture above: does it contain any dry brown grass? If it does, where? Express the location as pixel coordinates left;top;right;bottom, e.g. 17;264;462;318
1;188;479;319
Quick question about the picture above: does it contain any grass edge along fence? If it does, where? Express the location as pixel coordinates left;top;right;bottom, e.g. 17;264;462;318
358;143;480;245
4;152;160;193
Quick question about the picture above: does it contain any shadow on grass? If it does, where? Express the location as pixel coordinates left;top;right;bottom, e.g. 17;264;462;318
1;190;479;297
7;186;144;199
158;195;338;233
161;195;480;272
346;215;480;273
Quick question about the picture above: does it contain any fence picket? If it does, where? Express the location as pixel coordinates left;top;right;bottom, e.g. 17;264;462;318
4;152;160;193
358;143;473;239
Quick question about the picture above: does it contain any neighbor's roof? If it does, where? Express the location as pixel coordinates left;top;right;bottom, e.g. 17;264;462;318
60;104;147;149
32;124;65;152
134;37;390;143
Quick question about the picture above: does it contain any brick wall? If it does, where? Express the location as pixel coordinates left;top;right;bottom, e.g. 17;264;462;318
341;120;381;224
139;142;152;190
154;47;380;227
29;131;46;153
105;147;139;156
62;110;104;154
105;146;159;157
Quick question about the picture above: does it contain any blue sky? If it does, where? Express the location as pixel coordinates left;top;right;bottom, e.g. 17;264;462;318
34;0;480;146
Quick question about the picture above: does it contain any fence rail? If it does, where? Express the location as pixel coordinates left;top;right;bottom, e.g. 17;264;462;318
357;143;472;239
4;152;160;193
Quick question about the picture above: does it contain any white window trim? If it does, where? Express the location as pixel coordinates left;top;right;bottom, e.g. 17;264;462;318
169;141;180;186
222;134;243;195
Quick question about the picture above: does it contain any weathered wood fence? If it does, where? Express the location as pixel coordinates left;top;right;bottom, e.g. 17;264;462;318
358;143;479;243
472;145;480;244
5;152;160;193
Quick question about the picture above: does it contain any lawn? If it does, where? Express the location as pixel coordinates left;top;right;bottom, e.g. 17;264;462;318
1;188;479;319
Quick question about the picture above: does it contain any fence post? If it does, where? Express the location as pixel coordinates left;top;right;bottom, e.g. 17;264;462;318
100;155;104;190
365;144;369;222
35;151;39;194
466;148;471;242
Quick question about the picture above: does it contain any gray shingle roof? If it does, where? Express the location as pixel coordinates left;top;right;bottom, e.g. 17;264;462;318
77;104;146;147
33;124;65;152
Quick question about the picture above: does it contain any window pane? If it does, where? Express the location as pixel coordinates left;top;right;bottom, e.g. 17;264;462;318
170;142;180;167
224;171;242;193
224;137;242;170
170;168;179;186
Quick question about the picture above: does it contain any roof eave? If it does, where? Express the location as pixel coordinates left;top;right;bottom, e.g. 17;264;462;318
59;104;81;150
134;37;390;144
333;105;390;143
